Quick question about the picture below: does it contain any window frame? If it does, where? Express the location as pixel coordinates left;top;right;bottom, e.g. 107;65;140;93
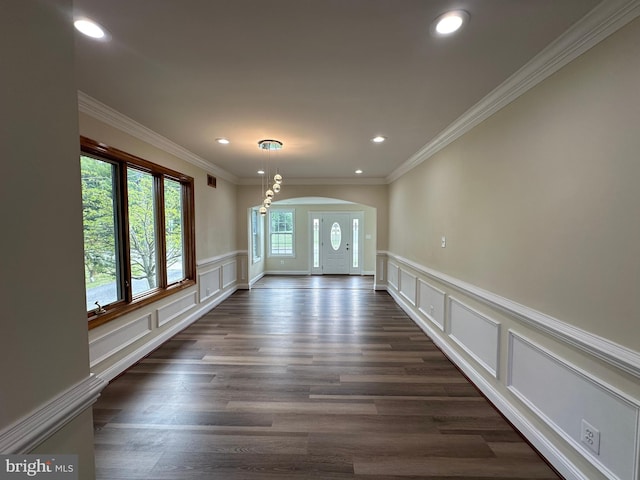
81;136;196;329
251;207;262;264
268;208;295;257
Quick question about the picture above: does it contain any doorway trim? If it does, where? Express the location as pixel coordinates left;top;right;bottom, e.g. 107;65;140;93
309;211;364;275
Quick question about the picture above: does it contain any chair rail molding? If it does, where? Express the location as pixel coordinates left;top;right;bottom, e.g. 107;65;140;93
381;251;640;380
0;374;107;453
197;250;246;269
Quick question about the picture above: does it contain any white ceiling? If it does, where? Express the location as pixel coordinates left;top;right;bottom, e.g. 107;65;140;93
73;0;601;182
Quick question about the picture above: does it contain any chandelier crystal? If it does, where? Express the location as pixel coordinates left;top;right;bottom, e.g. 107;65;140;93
257;139;283;214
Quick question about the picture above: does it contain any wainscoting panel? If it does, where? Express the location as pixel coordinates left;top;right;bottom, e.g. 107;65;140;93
89;314;152;366
222;261;237;289
508;332;640;480
448;297;500;378
238;254;247;283
156;291;197;327
399;270;417;306
380;251;640;480
388;262;399;290
380;252;640;379
198;266;221;302
376;254;386;283
417;279;446;331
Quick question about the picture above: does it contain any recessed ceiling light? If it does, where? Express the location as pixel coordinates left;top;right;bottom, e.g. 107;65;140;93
371;136;386;143
74;18;107;39
216;138;230;144
432;10;469;36
257;170;265;175
355;169;363;174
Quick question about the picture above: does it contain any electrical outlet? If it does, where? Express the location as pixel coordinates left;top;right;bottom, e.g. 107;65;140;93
581;419;600;455
441;236;446;248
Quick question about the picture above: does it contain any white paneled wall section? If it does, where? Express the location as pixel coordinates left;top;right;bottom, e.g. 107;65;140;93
399;270;417;306
380;251;640;480
417;279;446;331
508;333;639;480
157;292;197;327
89;313;152;366
89;251;244;382
448;297;500;379
222;260;237;289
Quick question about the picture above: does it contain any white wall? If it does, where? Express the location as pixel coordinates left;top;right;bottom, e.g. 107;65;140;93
236;183;387;284
385;16;640;480
261;203;376;275
0;1;99;477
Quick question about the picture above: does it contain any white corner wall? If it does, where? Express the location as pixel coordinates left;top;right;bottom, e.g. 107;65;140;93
384;13;640;480
0;2;102;477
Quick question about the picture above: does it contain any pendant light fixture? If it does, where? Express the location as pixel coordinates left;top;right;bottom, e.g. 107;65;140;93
257;139;283;216
259;167;268;216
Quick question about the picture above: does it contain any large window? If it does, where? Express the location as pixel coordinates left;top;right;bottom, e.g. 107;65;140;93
269;209;294;256
81;136;195;328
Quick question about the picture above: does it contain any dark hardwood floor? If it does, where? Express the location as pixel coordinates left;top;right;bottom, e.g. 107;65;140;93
93;275;560;479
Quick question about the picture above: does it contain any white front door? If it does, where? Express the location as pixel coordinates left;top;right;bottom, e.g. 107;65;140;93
322;213;351;274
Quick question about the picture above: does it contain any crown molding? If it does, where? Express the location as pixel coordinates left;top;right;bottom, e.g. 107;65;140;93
237;176;387;186
77;91;239;184
387;0;640;183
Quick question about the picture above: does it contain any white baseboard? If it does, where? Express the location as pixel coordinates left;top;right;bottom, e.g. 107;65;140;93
0;374;107;453
264;270;310;276
387;288;586;480
247;271;265;289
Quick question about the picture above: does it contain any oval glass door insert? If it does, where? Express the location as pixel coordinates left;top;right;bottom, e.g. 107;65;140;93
330;222;342;251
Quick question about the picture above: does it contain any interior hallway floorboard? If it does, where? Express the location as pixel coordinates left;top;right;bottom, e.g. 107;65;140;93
93;275;560;479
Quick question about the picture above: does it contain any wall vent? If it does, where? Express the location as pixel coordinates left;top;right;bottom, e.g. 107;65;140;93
207;174;217;188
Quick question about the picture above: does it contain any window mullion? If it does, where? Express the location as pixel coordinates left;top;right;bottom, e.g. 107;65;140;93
119;164;133;302
155;175;167;288
183;182;196;280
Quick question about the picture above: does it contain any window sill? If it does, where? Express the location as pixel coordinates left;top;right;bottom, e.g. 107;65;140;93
88;279;196;330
